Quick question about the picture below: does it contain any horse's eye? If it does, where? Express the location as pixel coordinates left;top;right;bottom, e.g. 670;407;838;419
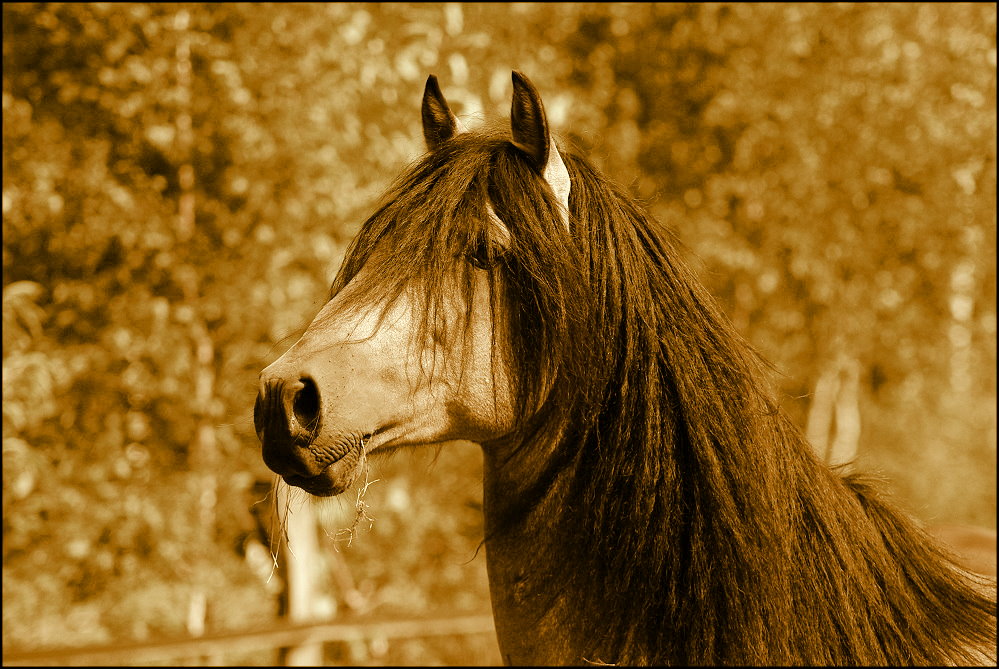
466;236;504;270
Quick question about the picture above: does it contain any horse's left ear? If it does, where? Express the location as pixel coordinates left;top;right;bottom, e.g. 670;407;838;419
510;71;570;226
510;71;551;171
422;74;464;150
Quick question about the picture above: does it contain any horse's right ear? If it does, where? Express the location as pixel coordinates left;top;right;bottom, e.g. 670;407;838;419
422;74;463;151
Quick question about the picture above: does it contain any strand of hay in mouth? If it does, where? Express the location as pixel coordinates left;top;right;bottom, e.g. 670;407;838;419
261;476;291;580
319;448;379;549
262;446;379;572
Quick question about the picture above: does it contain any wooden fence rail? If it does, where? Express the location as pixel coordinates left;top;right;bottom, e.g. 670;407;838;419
1;611;497;666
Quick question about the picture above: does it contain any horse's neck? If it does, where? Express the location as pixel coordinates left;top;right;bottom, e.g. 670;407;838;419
480;434;998;665
481;440;583;665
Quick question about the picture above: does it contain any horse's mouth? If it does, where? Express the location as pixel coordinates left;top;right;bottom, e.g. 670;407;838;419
273;434;369;497
282;471;343;497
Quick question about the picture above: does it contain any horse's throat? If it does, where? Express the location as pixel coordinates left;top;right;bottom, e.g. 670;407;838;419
481;451;582;665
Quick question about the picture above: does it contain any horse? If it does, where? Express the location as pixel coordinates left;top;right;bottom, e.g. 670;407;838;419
254;71;997;665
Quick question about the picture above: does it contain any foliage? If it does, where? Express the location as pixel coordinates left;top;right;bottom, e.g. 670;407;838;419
3;2;995;664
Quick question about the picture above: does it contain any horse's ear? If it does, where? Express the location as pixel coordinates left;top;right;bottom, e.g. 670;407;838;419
510;71;571;227
510;71;550;172
422;74;463;151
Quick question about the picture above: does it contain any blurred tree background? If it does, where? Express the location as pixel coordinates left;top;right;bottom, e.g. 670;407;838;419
3;2;995;665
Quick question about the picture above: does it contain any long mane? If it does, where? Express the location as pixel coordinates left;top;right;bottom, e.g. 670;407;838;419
334;127;996;664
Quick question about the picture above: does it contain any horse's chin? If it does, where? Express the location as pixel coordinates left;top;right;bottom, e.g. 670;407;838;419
282;441;364;497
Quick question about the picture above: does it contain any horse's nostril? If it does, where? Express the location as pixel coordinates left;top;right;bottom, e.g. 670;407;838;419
293;377;321;433
256;376;324;477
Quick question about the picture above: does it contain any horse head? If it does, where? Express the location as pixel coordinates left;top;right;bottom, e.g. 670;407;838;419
254;72;570;496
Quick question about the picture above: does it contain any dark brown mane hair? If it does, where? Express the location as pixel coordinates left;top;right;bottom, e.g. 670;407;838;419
331;126;996;664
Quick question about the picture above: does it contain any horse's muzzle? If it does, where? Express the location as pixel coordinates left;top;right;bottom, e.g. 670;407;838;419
254;375;365;496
